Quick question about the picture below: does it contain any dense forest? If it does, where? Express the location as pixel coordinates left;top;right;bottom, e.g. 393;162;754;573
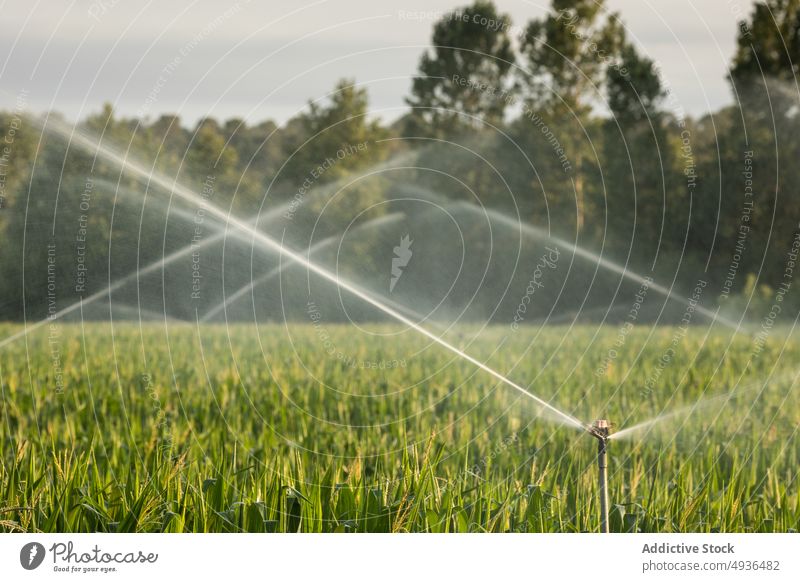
2;0;800;325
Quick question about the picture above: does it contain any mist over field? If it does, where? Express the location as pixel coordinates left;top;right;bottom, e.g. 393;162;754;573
2;1;798;328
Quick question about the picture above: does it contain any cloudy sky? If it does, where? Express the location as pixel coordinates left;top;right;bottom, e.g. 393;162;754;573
1;0;756;126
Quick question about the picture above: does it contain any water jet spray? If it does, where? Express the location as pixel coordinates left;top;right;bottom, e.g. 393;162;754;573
36;117;587;432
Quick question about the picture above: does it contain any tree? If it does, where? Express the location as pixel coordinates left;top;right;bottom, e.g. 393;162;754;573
222;118;283;205
606;42;665;124
516;0;622;233
405;1;515;136
280;79;390;238
282;79;387;184
730;0;800;84
602;36;681;261
725;0;800;299
146;114;190;177
728;1;800;129
186;118;240;208
519;0;619;118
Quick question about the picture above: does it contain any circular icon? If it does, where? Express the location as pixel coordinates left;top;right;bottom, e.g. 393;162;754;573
20;542;46;570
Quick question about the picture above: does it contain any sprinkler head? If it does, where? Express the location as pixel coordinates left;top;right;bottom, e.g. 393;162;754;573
590;419;611;441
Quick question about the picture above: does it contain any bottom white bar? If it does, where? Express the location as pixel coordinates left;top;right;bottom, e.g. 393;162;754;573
2;534;798;581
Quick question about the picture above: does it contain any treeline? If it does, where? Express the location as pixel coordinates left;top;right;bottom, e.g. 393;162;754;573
1;0;800;323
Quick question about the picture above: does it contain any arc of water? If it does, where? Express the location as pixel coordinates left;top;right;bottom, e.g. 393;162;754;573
93;178;208;228
1;187;314;351
455;203;741;332
0;124;419;351
203;212;402;322
610;368;800;440
40;118;588;432
0;214;255;350
475;204;740;332
102;303;182;322
391;183;741;333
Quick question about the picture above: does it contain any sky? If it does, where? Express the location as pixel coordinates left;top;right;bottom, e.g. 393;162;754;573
0;0;757;126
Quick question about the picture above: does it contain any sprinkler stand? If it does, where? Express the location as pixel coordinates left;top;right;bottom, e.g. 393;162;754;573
591;419;610;533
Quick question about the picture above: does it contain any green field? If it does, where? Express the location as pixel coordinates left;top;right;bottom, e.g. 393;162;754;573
1;323;798;533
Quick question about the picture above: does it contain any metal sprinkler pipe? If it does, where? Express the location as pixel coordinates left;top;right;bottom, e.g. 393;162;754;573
591;419;611;533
